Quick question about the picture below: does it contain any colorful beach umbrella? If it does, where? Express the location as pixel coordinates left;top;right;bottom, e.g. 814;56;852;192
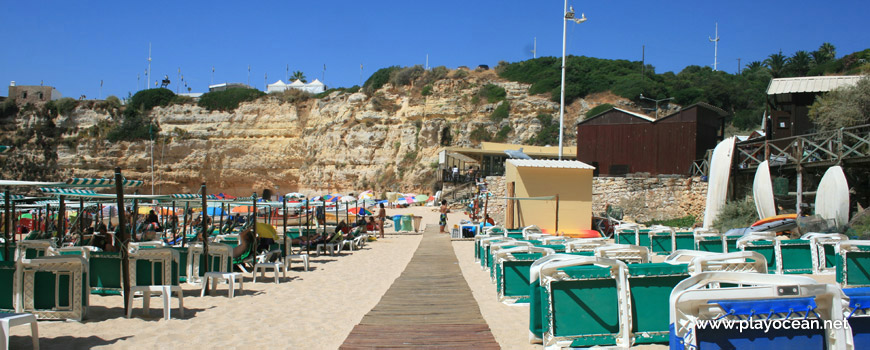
231;206;253;214
414;194;429;203
137;206;153;215
348;207;372;216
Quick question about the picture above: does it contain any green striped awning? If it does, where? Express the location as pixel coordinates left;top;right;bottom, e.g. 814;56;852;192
39;188;99;196
63;178;144;188
0;193;26;200
170;194;217;200
0;146;13;153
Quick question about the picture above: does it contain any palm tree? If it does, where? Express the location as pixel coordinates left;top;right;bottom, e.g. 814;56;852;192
744;61;764;72
291;71;307;83
787;50;812;76
818;42;837;62
764;51;787;78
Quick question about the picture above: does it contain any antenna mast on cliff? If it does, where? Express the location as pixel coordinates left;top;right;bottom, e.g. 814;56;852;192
147;43;152;90
709;22;720;71
532;37;537;58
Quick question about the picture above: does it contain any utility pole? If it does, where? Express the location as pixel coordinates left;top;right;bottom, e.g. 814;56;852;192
247;65;251;87
425;54;429;70
322;64;326;82
147;43;152;90
211;66;215;85
737;58;742;74
642;45;645;84
359;64;363;87
709;22;720;71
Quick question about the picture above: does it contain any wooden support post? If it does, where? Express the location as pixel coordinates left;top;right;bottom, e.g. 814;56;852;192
282;194;287;258
113;167;131;315
555;194;560;235
252;192;258;255
483;195;489;225
79;197;85;233
12;200;18;244
58;195;66;239
4;187;10;262
171;201;176;240
131;194;139;242
201;183;209;292
506;182;515;229
182;202;189;247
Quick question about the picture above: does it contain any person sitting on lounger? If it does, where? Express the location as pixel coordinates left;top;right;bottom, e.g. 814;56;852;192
90;224;117;252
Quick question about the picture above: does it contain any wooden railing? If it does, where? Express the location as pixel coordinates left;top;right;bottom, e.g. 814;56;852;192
735;124;870;170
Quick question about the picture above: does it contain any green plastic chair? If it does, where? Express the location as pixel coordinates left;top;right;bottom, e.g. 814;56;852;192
626;263;690;344
836;241;870;287
736;233;778;274
89;252;123;295
20;256;89;321
777;239;814;274
535;256;631;348
493;246;554;303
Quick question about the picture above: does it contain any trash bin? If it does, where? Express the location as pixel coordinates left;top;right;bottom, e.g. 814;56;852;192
412;216;423;232
461;224;477;238
400;215;414;232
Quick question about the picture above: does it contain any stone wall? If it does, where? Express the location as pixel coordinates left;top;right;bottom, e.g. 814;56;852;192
593;176;707;224
483;175;707;226
482;176;506;223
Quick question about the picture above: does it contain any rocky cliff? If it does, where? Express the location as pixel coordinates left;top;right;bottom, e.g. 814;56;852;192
1;70;642;196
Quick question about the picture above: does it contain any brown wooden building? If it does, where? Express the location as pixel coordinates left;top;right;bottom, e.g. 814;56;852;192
766;76;863;140
576;103;727;176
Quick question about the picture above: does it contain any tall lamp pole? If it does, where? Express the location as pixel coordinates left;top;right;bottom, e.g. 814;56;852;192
558;3;587;160
639;94;674;119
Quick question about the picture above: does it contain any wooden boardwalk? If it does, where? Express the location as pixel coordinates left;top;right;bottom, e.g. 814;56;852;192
341;225;499;349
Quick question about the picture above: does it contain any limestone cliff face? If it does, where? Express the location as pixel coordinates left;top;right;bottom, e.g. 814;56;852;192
6;72;623;196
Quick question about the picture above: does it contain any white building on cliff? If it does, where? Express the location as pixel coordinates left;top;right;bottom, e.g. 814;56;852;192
267;79;325;94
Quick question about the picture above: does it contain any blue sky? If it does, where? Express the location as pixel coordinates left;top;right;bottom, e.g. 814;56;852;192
1;0;868;99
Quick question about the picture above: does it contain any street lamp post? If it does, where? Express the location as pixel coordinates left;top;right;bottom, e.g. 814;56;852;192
639;94;674;119
558;2;587;160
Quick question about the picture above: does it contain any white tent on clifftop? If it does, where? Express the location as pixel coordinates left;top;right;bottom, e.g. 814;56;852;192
268;79;325;94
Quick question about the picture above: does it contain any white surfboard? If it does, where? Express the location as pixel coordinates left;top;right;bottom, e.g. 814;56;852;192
703;137;736;229
815;166;850;228
753;160;777;220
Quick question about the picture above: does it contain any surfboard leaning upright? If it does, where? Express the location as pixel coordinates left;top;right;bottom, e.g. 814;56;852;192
703;137;736;229
815;166;850;228
753;160;777;220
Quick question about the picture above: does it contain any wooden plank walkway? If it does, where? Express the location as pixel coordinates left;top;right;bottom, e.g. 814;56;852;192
341;225;499;349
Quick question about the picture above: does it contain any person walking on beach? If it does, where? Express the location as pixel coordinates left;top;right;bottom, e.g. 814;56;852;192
439;200;449;234
377;203;386;239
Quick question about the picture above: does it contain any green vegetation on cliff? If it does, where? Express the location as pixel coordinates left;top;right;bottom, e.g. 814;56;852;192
198;88;266;111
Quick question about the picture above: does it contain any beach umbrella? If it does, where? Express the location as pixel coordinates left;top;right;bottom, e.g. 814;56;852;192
206;206;224;216
157;207;177;216
395;197;408;205
18;213;32;219
231;205;253;214
404;196;415;203
358;190;374;200
348;207;372;216
414;194;429;203
137;206;153;215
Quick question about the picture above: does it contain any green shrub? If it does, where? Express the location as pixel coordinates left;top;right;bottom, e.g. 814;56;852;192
585;103;613;118
423;66;449;84
275;88;313;102
106;114;159;142
45;97;77;117
479;83;507;103
489;101;510;121
314;86;360;99
197;88;265;111
104;95;122;110
421;85;433;96
129;88;175;112
712;197;757;233
0;99;19;118
469;125;492;142
527;113;560;146
493;125;512;142
451;69;468;79
390;65;425;86
170;95;194;105
643;215;696;228
364;66;401;95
